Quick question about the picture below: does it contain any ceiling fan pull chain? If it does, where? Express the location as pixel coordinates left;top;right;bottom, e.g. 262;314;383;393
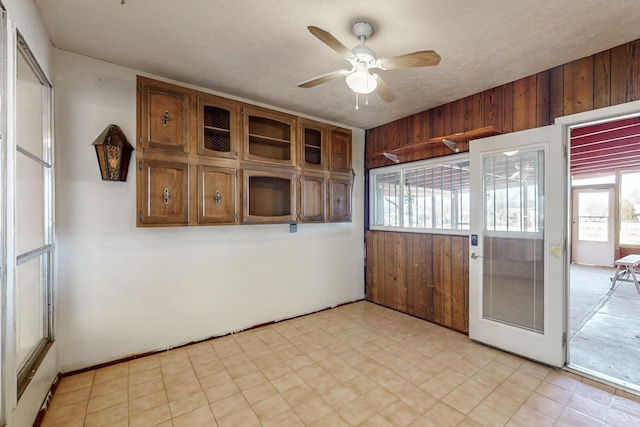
355;92;359;110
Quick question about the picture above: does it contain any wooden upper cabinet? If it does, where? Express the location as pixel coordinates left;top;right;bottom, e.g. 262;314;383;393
138;77;189;153
242;107;295;166
197;95;238;159
136;76;353;227
242;167;296;223
197;166;238;224
299;119;327;170
328;175;352;222
299;173;326;222
138;159;189;225
329;127;352;173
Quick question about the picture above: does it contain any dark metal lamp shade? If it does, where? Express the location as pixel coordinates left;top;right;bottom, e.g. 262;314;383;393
92;124;134;181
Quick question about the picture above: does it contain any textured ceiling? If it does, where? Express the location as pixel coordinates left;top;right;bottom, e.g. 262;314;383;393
34;0;640;130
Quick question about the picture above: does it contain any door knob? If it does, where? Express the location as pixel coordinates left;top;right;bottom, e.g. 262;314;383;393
471;252;480;259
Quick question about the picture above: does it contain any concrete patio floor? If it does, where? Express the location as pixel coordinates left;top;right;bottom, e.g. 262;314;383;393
569;263;640;387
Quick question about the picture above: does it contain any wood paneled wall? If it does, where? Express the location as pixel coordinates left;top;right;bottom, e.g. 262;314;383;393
364;38;640;334
366;231;469;333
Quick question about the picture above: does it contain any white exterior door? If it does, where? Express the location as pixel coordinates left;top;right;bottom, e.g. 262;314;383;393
469;125;567;367
571;187;615;267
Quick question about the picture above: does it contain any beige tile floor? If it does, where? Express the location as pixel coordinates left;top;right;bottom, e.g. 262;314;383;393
41;301;640;427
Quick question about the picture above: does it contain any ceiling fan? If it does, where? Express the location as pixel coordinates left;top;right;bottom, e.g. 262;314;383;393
298;21;441;108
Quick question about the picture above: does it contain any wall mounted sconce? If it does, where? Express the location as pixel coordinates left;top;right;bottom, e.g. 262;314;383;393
92;124;134;181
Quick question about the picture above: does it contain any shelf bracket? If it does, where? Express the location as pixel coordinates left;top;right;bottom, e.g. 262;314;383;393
442;139;459;153
382;152;400;163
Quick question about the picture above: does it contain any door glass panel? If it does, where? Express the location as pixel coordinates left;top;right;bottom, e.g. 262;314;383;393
577;191;609;242
17;50;44;158
16;256;46;369
483;150;545;333
16;152;45;254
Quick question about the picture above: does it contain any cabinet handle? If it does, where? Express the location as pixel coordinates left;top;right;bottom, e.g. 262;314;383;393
163;187;171;204
162;110;170;127
214;190;222;206
337;196;344;207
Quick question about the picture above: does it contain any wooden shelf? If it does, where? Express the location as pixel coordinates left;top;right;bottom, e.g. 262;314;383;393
248;133;290;145
366;126;501;159
204;125;230;134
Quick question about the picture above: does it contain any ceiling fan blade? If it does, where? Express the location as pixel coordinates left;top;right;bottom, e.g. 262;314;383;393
298;70;347;88
373;74;396;102
308;26;355;59
379;50;441;70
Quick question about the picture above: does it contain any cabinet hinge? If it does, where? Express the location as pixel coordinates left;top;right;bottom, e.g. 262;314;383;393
138;212;143;221
235;170;238;178
235;212;239;221
562;332;567;346
562;144;567;158
138;84;142;93
235;150;238;159
138;161;143;170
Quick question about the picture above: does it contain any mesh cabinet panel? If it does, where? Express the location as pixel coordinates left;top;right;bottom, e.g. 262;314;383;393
248;176;291;217
305;146;322;165
304;128;322;165
203;106;231;153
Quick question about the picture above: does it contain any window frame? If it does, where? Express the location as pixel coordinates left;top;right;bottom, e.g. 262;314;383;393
13;33;55;400
368;153;471;236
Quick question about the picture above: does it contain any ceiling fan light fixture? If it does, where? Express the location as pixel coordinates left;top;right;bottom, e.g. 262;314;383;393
346;67;377;94
301;21;440;104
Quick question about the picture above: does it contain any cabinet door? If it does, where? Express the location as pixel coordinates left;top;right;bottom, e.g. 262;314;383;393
139;78;189;153
328;176;352;222
329;127;352;173
138;159;189;225
299;174;326;222
197;166;238;224
299;119;326;170
243;107;295;166
197;95;238;159
243;168;296;223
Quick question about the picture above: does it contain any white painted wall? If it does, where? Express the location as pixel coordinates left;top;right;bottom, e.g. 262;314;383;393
53;49;365;372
